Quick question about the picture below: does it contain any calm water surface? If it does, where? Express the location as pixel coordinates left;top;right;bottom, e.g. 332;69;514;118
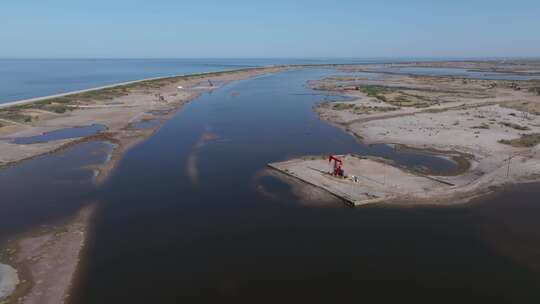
0;141;111;239
0;58;398;104
1;68;539;303
11;124;106;144
59;69;539;303
2;58;521;104
130;119;161;130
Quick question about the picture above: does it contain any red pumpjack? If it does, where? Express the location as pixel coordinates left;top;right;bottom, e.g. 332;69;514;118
328;155;345;177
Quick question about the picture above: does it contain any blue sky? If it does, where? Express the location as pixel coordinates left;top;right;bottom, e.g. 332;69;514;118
1;0;539;58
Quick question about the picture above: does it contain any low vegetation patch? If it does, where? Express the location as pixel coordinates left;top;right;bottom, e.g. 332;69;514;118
353;105;399;114
499;133;540;147
46;104;71;114
393;96;411;105
528;87;540;96
331;103;355;110
500;121;530;131
360;85;434;108
360;85;390;102
0;111;32;123
0;100;75;119
392;94;431;108
500;101;540;116
77;87;131;101
472;123;490;129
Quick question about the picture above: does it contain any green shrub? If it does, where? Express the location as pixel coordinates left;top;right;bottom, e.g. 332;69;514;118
500;122;530;131
499;133;540;147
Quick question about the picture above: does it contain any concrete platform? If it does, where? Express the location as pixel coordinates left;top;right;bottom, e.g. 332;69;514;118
269;155;450;206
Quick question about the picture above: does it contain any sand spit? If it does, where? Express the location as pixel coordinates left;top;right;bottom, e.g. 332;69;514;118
0;66;286;169
0;204;95;304
187;130;219;186
0;67;286;304
274;61;540;206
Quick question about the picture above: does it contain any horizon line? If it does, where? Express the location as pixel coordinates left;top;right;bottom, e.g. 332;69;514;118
2;56;540;60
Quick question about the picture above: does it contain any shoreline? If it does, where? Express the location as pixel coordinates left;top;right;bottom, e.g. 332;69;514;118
0;204;96;304
0;67;269;109
0;66;287;304
0;66;286;168
0;64;337;109
0;74;185;109
270;61;540;206
2;60;540;302
3;59;535;110
7;59;533;110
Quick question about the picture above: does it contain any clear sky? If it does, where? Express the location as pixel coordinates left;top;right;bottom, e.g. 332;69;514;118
1;0;539;58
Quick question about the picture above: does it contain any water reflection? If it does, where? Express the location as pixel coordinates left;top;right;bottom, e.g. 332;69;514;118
11;124;106;144
74;69;540;303
0;141;111;240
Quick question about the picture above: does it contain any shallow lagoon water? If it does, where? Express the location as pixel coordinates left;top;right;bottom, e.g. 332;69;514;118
130;119;160;130
12;124;106;144
0;141;112;240
65;69;540;303
0;67;539;303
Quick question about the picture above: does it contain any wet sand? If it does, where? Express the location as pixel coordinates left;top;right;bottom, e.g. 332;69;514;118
1;205;94;304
